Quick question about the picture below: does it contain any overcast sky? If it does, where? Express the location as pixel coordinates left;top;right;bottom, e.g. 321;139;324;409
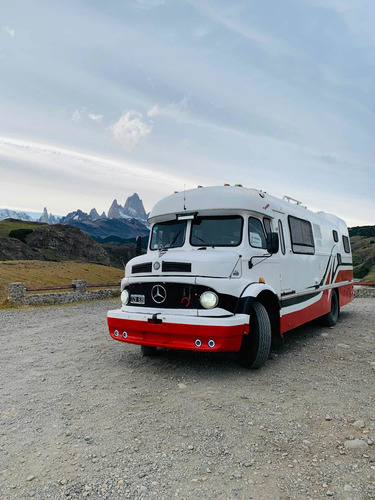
1;0;374;226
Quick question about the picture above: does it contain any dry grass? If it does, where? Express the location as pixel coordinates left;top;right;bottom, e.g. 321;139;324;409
0;260;124;305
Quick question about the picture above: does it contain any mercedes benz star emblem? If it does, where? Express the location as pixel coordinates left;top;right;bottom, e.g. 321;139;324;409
151;285;167;304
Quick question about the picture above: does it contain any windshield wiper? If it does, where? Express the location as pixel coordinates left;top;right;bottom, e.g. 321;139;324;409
169;231;181;248
193;235;215;248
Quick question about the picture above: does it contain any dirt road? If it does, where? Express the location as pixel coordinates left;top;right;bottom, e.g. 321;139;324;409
0;299;374;499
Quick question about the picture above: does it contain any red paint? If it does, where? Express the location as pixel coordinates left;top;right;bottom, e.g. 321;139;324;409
107;316;248;352
280;268;354;334
181;297;190;307
108;269;354;353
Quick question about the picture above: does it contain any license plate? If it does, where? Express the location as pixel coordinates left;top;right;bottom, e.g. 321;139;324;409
130;294;145;304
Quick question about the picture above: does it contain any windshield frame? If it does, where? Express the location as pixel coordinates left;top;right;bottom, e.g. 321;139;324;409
190;215;244;247
149;219;187;251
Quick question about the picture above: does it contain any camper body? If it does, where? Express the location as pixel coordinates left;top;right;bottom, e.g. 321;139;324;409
107;186;353;368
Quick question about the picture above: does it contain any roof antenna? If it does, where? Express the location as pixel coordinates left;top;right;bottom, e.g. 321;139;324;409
183;184;186;210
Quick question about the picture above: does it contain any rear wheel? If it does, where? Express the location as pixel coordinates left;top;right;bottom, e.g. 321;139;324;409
141;345;157;357
321;289;340;327
236;301;272;369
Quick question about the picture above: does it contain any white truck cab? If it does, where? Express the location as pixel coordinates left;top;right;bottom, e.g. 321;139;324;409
107;185;353;369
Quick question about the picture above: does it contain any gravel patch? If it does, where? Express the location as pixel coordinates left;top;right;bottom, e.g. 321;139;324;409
0;298;374;499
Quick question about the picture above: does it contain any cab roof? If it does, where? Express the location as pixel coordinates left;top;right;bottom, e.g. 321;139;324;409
149;186;276;223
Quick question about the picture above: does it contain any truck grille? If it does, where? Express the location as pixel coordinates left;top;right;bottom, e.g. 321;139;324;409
162;261;191;273
125;282;237;311
132;262;152;274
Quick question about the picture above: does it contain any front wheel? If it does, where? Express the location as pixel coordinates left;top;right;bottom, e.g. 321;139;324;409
236;301;272;369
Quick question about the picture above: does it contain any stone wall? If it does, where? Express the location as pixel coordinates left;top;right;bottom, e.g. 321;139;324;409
8;280;119;306
354;287;375;298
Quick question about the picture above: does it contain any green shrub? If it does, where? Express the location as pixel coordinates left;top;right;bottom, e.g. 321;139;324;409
9;228;34;243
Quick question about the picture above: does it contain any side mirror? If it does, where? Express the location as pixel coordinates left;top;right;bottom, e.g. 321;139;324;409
136;235;142;256
266;232;279;254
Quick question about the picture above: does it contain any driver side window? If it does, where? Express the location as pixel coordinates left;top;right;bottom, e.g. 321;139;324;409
249;217;267;249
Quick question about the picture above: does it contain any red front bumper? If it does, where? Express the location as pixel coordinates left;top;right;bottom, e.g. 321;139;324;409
107;310;249;352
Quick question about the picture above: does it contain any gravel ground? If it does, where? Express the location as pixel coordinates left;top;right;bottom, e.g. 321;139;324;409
0;298;374;500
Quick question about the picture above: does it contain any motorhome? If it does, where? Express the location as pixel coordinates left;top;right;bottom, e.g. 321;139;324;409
107;185;354;369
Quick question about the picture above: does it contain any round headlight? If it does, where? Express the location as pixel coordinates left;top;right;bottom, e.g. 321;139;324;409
121;289;129;305
200;291;218;309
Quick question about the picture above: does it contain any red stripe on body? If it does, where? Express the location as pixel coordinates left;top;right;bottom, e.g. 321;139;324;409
281;269;353;334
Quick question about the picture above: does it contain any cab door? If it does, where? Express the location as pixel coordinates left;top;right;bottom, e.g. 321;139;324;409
273;210;293;295
248;215;280;296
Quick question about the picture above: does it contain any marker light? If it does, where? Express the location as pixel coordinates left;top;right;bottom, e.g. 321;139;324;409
200;291;219;309
121;289;129;305
259;278;265;284
224;183;230;186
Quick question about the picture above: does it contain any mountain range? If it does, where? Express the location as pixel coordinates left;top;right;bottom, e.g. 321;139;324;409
0;193;150;241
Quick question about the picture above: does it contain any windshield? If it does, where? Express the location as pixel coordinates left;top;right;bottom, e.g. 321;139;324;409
190;216;243;247
150;220;186;250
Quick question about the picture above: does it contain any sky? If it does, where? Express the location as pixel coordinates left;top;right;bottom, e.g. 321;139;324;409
0;0;374;226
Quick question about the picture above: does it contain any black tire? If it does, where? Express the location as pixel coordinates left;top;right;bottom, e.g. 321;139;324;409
141;345;157;357
236;301;272;369
321;289;340;327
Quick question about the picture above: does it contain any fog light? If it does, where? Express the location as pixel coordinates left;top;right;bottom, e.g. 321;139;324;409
208;340;215;348
121;289;129;305
195;339;202;347
200;291;218;309
114;329;119;337
122;331;128;339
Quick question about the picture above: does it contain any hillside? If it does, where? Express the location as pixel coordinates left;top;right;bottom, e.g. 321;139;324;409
0;219;138;269
350;235;375;281
0;261;123;305
0;219;47;238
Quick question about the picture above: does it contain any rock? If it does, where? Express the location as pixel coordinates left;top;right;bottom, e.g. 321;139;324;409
344;439;368;450
325;415;332;421
336;344;350;349
352;420;365;428
178;383;187;389
25;225;111;265
27;476;35;481
343;484;352;492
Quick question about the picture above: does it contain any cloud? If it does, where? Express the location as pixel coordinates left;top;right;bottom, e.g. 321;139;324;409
72;109;82;121
135;0;165;9
110;111;152;151
187;1;300;57
88;113;103;122
147;97;189;121
3;26;15;38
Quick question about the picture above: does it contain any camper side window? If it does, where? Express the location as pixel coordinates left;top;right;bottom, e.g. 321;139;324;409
288;216;315;255
342;235;351;253
249;217;267;249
